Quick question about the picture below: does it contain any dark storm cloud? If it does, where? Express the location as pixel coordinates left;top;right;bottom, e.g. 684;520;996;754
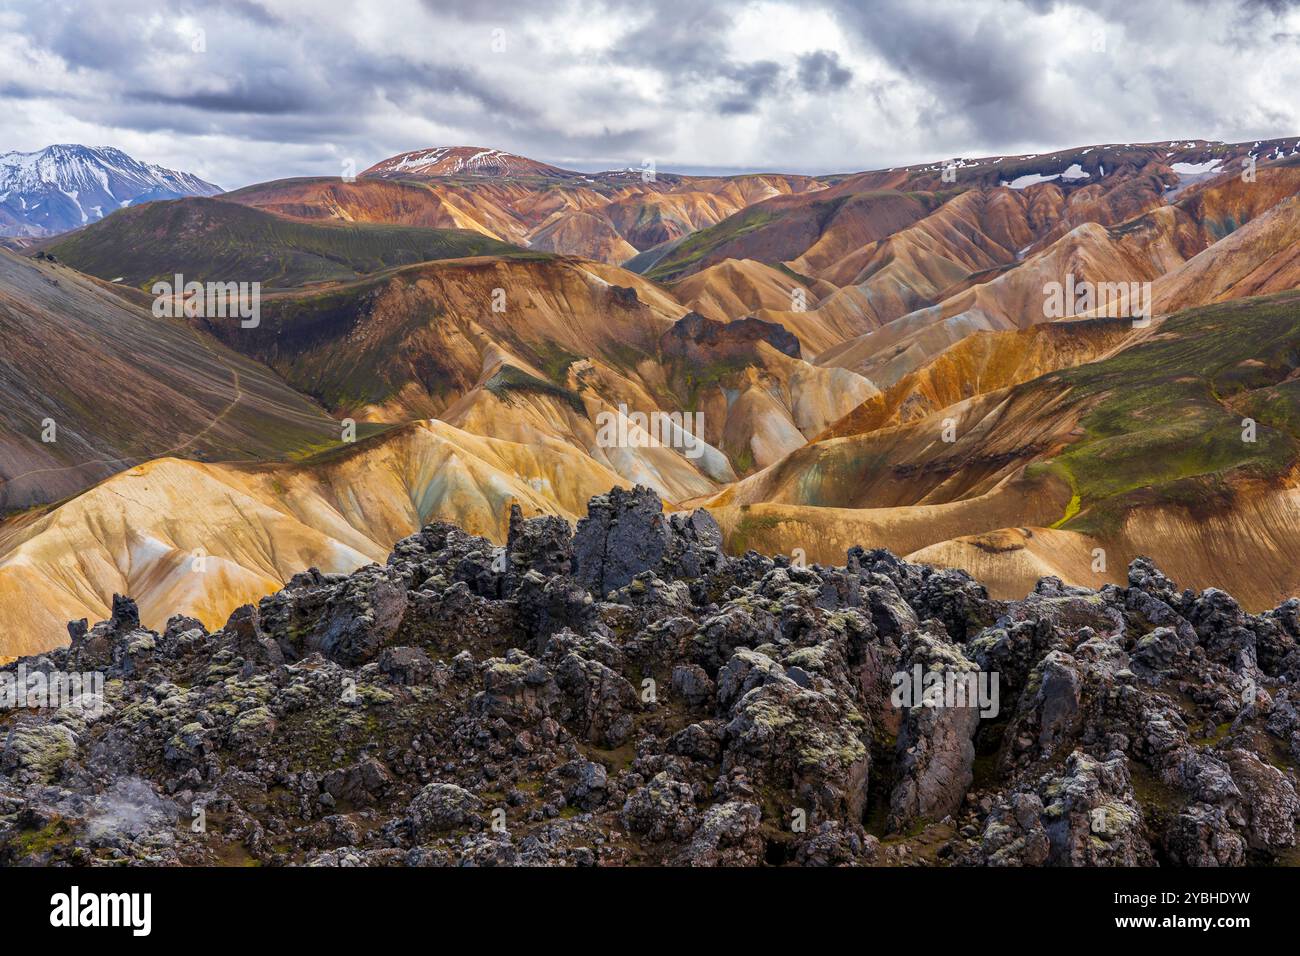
825;0;1064;145
0;80;46;100
415;0;576;19
797;51;853;93
823;0;1300;152
353;59;536;123
212;0;286;27
715;61;783;114
606;2;735;66
1239;0;1300;11
601;1;836;115
126;83;316;116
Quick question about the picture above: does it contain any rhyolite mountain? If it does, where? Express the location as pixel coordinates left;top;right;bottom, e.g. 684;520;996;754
362;145;585;180
0;248;342;515
0;144;220;237
4;135;1300;870
7;137;1300;665
224;146;825;265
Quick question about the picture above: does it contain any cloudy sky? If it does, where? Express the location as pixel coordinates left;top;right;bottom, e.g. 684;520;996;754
1;0;1298;189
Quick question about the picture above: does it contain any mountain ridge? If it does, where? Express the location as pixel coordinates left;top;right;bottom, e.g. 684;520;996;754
0;144;220;237
6;133;1300;663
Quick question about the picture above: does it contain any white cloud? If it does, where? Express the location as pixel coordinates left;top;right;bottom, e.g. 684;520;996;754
0;0;1297;188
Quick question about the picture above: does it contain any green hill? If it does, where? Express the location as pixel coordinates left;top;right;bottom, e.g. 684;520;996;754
1032;290;1300;534
645;188;943;284
43;197;525;290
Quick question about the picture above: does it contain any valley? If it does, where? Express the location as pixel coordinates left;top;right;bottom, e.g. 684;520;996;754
10;0;1300;879
5;137;1300;660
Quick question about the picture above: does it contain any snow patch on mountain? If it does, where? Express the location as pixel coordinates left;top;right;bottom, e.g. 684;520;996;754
1170;160;1224;176
0;144;221;237
363;145;578;180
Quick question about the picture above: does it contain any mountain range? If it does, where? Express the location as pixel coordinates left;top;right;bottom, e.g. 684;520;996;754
4;135;1300;660
0;144;220;237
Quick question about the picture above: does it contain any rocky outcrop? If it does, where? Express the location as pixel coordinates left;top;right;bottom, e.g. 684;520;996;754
659;311;802;361
2;488;1298;867
886;629;982;832
572;485;723;597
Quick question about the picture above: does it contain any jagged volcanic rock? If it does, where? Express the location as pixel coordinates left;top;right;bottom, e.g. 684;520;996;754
1;487;1298;867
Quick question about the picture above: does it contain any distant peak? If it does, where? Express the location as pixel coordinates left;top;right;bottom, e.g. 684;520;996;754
0;144;221;239
362;145;579;180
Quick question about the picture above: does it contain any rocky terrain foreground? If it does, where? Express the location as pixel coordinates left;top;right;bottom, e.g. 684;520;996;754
2;487;1299;867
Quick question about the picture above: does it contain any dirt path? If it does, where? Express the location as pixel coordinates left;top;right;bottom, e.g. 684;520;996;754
1;340;249;491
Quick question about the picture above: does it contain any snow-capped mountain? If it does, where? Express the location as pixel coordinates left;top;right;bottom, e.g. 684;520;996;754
362;145;580;179
0;144;221;237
